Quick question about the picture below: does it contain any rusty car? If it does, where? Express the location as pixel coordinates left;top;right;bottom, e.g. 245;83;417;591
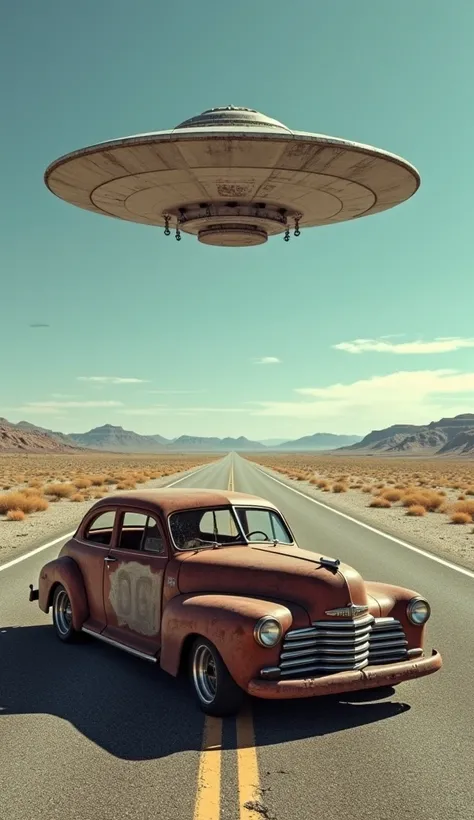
29;488;442;716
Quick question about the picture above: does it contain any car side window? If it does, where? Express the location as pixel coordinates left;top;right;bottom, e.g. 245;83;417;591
84;510;116;546
142;518;166;555
118;511;165;554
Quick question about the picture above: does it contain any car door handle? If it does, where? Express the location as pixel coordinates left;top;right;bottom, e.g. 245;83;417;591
104;556;117;563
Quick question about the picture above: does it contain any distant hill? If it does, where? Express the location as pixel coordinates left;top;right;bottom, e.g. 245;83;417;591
341;414;474;456
258;438;288;447
68;424;167;453
60;426;267;453
348;424;421;451
150;433;171;445
0;418;80;453
277;432;363;451
16;420;83;449
169;435;267;451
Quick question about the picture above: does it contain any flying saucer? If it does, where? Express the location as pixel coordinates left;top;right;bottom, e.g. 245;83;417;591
44;106;420;247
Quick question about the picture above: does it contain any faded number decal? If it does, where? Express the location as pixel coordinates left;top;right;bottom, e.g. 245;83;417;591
109;562;162;636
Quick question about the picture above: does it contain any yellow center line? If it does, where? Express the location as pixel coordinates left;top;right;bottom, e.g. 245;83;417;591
193;455;262;820
193;716;223;820
236;706;262;820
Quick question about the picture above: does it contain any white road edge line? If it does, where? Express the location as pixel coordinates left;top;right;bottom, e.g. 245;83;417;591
255;465;474;580
0;463;211;574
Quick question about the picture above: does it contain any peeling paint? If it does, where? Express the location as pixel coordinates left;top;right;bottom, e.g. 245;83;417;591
108;561;163;636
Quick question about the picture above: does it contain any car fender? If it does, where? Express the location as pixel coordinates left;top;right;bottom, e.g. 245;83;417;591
160;593;293;690
38;556;89;630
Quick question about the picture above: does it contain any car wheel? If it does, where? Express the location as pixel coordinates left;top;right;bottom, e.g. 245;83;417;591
52;584;79;643
190;637;245;717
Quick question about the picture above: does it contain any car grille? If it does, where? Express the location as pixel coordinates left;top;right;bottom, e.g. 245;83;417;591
368;616;409;665
275;614;408;679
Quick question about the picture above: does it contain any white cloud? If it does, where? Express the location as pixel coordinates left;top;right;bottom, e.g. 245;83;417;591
253;357;281;365
120;405;247;416
77;376;148;384
147;389;205;395
174;407;249;414
21;401;123;409
120;406;167;416
250;369;474;431
51;393;79;399
333;337;474;355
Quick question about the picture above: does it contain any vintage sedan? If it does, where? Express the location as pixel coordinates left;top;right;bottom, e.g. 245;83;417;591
29;488;442;716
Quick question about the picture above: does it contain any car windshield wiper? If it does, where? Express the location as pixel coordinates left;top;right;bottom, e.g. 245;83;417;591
182;538;243;551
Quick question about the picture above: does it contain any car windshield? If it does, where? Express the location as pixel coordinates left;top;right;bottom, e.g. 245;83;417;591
169;505;293;550
169;507;243;550
234;507;293;544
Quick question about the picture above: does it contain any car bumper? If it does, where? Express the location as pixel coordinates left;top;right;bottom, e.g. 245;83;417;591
247;649;442;699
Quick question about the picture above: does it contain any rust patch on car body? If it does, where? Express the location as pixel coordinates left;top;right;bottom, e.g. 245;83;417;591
109;561;163;636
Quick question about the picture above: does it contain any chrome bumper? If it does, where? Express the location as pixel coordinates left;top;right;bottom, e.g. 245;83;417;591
247;649;442;700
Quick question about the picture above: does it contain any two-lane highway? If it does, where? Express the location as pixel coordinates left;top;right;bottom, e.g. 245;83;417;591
1;454;473;820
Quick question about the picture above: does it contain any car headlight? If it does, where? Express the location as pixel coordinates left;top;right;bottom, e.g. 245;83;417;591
407;597;431;625
253;616;282;647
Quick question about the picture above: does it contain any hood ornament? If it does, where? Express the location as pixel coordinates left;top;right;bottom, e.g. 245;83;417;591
325;604;369;618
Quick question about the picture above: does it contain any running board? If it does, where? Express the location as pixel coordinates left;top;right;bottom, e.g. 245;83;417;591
82;627;158;663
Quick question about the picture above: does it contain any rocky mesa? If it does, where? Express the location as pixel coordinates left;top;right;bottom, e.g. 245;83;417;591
342;413;474;456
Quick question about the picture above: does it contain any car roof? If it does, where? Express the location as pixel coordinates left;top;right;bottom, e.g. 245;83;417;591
90;487;278;516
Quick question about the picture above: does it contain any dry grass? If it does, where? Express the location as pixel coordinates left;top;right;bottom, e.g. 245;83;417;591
0;452;218;521
380;488;404;502
406;505;427;517
450;512;472;525
0;491;48;515
332;482;347;493
452;500;474;516
400;490;444;512
6;509;26;521
45;483;76;499
369;497;391;508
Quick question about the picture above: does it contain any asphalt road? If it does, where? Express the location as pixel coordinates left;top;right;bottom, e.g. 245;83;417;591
1;454;473;820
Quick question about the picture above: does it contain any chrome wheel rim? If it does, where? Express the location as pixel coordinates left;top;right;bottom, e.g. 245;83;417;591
192;644;218;704
54;589;72;636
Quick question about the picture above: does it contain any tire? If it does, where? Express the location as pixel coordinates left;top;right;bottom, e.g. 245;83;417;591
52;584;79;643
190;637;245;717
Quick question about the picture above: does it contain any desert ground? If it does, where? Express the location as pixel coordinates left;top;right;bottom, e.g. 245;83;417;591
244;452;474;571
0;452;217;563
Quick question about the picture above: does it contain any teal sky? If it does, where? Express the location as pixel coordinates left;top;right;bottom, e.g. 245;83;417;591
2;1;474;441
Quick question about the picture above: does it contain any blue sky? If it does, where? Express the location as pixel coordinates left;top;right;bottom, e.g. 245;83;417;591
2;1;474;440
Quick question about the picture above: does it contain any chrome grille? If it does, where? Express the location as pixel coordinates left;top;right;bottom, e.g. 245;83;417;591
274;615;407;679
368;617;408;664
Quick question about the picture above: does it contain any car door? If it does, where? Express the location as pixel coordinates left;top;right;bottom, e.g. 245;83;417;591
73;507;120;633
102;508;168;658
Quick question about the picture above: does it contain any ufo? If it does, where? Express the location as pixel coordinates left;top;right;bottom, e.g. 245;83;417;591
44;106;420;248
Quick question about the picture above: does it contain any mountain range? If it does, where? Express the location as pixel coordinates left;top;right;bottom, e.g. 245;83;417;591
341;413;474;456
4;414;474;455
0;419;361;453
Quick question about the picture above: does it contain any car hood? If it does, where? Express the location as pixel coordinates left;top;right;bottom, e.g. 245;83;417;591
175;544;369;622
